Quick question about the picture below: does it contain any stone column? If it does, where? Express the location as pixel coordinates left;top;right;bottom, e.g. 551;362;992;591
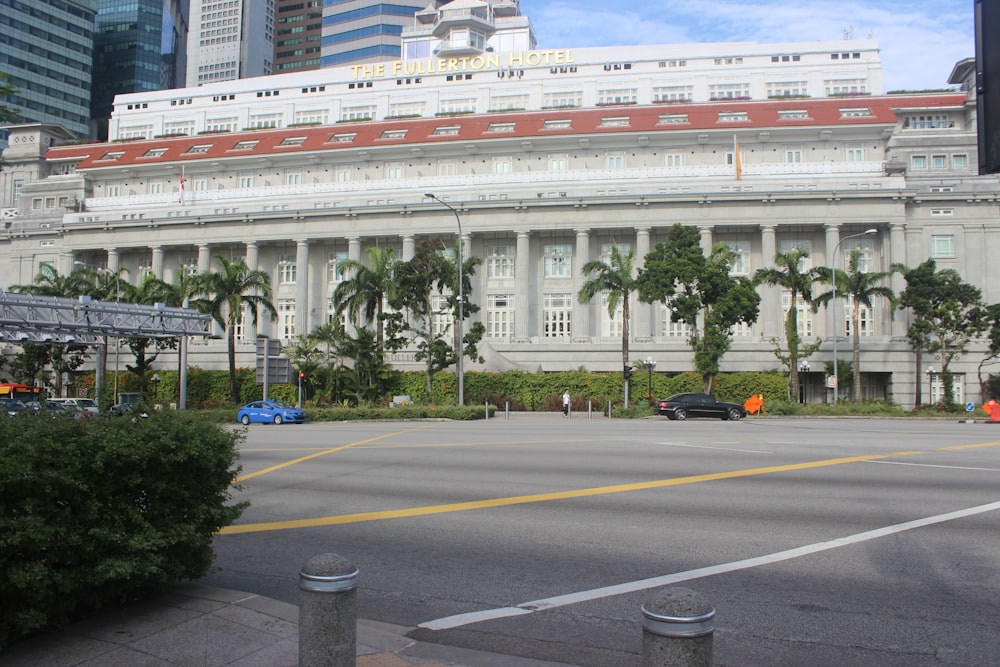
698;225;713;254
514;231;531;342
401;235;415;261
106;248;120;273
760;225;779;339
889;223;907;339
296;239;310;335
197;244;211;273
635;226;652;340
824;223;842;340
572;229;591;342
245;242;260;338
151;246;164;280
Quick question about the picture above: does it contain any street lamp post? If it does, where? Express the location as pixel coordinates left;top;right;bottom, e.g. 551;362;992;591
830;228;877;405
926;367;936;406
799;360;810;403
645;357;656;406
425;193;464;406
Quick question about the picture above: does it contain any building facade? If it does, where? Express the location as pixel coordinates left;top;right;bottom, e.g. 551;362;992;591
91;0;190;140
1;43;997;409
0;0;97;138
185;0;275;86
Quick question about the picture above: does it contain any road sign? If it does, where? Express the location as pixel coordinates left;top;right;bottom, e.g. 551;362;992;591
966;401;975;412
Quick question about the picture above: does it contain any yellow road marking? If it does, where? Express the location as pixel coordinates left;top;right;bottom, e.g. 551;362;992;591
221;450;916;535
234;425;432;483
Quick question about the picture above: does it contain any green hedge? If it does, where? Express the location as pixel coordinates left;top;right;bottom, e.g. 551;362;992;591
74;368;792;412
0;412;246;648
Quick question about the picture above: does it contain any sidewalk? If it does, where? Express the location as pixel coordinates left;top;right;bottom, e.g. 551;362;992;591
0;584;577;667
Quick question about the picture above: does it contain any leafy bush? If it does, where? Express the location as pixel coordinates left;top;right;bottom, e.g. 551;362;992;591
0;412;246;648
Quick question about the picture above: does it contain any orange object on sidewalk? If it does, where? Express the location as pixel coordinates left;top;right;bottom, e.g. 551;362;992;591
744;394;764;415
983;399;1000;422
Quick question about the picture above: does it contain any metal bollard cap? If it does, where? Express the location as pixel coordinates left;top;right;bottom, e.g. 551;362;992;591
299;553;359;592
642;587;715;638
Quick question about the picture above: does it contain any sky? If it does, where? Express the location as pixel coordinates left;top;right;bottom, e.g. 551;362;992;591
518;0;975;92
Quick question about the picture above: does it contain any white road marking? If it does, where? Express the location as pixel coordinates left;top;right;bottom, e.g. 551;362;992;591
867;460;1000;472
418;500;1000;631
658;442;772;454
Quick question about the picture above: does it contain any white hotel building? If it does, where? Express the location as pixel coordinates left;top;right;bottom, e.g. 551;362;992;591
1;0;997;407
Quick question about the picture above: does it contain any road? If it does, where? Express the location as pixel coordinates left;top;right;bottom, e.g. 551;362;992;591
203;415;1000;666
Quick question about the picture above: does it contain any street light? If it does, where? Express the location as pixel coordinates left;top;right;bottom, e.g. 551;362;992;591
150;372;160;405
926;367;936;405
830;228;877;404
799;360;810;403
424;193;464;406
645;356;656;406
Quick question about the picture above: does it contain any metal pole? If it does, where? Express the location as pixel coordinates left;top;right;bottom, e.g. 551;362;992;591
425;193;464;406
113;273;120;405
830;228;877;405
179;296;188;410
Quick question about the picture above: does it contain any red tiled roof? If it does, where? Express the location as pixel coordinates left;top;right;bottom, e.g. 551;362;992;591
46;93;966;170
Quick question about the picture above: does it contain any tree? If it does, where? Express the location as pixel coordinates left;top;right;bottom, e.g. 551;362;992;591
331;246;400;355
386;239;483;399
814;249;897;401
118;274;177;400
0;72;18;124
898;260;988;409
638;225;760;393
579;244;638;403
191;256;277;403
754;247;824;403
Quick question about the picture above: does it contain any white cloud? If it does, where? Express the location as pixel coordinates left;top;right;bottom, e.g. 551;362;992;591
518;0;974;90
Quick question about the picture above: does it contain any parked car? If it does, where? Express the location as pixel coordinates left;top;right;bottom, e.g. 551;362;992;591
61;398;99;414
654;393;747;421
0;398;29;417
237;400;306;425
109;403;149;418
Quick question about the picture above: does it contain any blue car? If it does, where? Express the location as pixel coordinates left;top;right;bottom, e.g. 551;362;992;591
237;400;306;425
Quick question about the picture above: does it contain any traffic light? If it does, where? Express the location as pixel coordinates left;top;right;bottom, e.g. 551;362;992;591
623;365;632;380
299;371;305;379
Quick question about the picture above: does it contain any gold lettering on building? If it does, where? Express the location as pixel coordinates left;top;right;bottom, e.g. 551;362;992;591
352;50;574;80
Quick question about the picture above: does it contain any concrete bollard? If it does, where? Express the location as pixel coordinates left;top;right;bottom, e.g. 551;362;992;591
641;587;715;667
298;553;359;667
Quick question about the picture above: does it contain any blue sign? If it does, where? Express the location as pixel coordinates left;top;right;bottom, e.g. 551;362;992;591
966;401;975;412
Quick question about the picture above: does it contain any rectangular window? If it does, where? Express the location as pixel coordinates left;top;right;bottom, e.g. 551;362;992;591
727;241;751;276
279;299;296;340
782;291;813;337
327;251;348;283
238;172;254;189
385;162;404;179
665;153;684;167
492;156;512;174
606;152;625;170
543;293;572;338
662;307;692;338
952;154;969;168
431;294;452;338
845;296;875;337
543;245;572;277
286;172;302;186
600;292;624;338
278;254;297;284
486;294;513;338
597;88;637;105
440;98;476;114
543;91;582;108
486;246;514;279
779;240;812;270
930;234;955;258
548;154;569;171
846;144;866;162
911;155;927;170
784;145;803;163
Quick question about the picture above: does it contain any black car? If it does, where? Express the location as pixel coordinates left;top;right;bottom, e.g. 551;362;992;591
654;393;747;421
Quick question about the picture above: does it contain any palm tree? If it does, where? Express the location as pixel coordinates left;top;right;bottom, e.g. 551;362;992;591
332;246;399;355
814;249;897;401
578;244;637;405
12;262;89;297
754;248;823;403
191;255;277;403
119;273;174;400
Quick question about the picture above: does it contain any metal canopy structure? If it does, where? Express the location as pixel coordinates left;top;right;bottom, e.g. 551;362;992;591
0;291;211;345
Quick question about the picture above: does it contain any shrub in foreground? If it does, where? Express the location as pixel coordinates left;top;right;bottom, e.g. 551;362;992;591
0;412;246;648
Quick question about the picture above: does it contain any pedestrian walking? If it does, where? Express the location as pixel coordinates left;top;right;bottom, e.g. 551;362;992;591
562;390;571;417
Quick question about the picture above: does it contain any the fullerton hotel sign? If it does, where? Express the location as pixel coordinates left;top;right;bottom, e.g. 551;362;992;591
350;49;576;80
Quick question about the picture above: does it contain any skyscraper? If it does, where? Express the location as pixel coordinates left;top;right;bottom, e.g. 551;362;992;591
0;0;97;138
274;0;323;74
91;0;189;140
186;0;274;86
